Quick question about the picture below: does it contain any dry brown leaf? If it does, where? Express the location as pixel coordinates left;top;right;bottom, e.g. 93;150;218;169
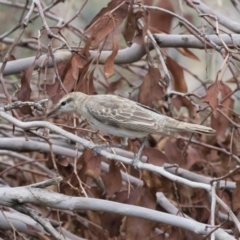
177;48;200;61
101;190;134;237
125;187;156;240
0;42;7;52
166;56;196;117
181;189;210;223
164;138;185;165
44;60;71;103
211;81;234;142
144;0;173;33
232;181;240;211
102;161;122;197
44;53;89;103
122;4;137;46
132;8;149;45
104;38;118;78
171;96;196;118
233;130;240;157
143;146;169;166
17;61;35;115
8;54;16;61
79;149;102;180
166;56;188;93
184;230;204;240
84;0;128;47
106;79;122;93
138;64;164;108
185;146;204;171
217;190;231;216
102;188;155;237
201;81;219;116
75;65;95;95
56;156;69;167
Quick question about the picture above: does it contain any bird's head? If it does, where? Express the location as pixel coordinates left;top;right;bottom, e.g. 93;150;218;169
47;92;83;117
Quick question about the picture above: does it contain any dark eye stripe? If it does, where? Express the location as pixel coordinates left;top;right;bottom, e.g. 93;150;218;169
61;97;74;106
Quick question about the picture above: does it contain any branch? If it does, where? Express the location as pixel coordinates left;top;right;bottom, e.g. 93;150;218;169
0;110;237;192
0;138;143;187
0;187;235;240
14;205;65;240
3;99;48;111
187;0;240;33
2;34;240;76
1;137;236;189
0;210;47;236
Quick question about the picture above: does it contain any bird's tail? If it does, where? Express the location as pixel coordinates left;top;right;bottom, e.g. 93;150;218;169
176;121;215;135
162;117;216;135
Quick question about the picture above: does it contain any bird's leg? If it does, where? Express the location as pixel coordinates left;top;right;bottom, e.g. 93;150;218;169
132;138;147;169
92;137;128;155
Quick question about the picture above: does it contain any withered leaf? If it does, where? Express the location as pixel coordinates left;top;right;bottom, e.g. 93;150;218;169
17;61;35;115
177;48;200;61
201;81;219;116
102;188;154;237
44;61;68;103
8;54;16;61
122;4;137;46
104;38;118;78
56;156;69;167
164;138;184;164
0;42;7;52
233;130;240;157
102;161;122;197
84;0;128;47
144;0;174;33
101;191;131;237
211;81;234;142
232;181;240;211
106;79;122;93
143;147;169;166
138;64;164;108
185;146;203;171
166;56;196;117
130;8;149;46
44;53;89;103
75;64;95;95
217;190;231;217
79;149;102;180
125;187;156;240
166;56;187;93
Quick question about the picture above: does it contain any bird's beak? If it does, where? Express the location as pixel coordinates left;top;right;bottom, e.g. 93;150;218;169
47;105;60;117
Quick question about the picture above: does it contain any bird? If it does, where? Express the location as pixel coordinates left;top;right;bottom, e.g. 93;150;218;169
47;92;215;168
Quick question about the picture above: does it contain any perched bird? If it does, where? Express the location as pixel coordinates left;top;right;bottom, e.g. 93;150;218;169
47;92;215;167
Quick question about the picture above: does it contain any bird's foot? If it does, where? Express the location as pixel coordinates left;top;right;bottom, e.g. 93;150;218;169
163;163;179;169
132;156;140;169
131;138;147;169
91;143;123;156
92;144;111;156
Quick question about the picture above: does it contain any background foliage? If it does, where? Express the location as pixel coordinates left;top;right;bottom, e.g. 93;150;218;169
0;0;240;239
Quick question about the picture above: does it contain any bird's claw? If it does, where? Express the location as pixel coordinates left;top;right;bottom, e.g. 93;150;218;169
132;156;140;169
163;163;179;169
91;144;110;156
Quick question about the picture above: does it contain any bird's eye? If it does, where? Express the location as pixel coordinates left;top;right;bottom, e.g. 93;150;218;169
61;101;66;106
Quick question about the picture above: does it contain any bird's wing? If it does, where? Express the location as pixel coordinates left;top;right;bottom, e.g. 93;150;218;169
84;95;214;137
85;95;162;134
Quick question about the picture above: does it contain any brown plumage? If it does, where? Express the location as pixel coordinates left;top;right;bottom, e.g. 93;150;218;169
47;92;215;167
